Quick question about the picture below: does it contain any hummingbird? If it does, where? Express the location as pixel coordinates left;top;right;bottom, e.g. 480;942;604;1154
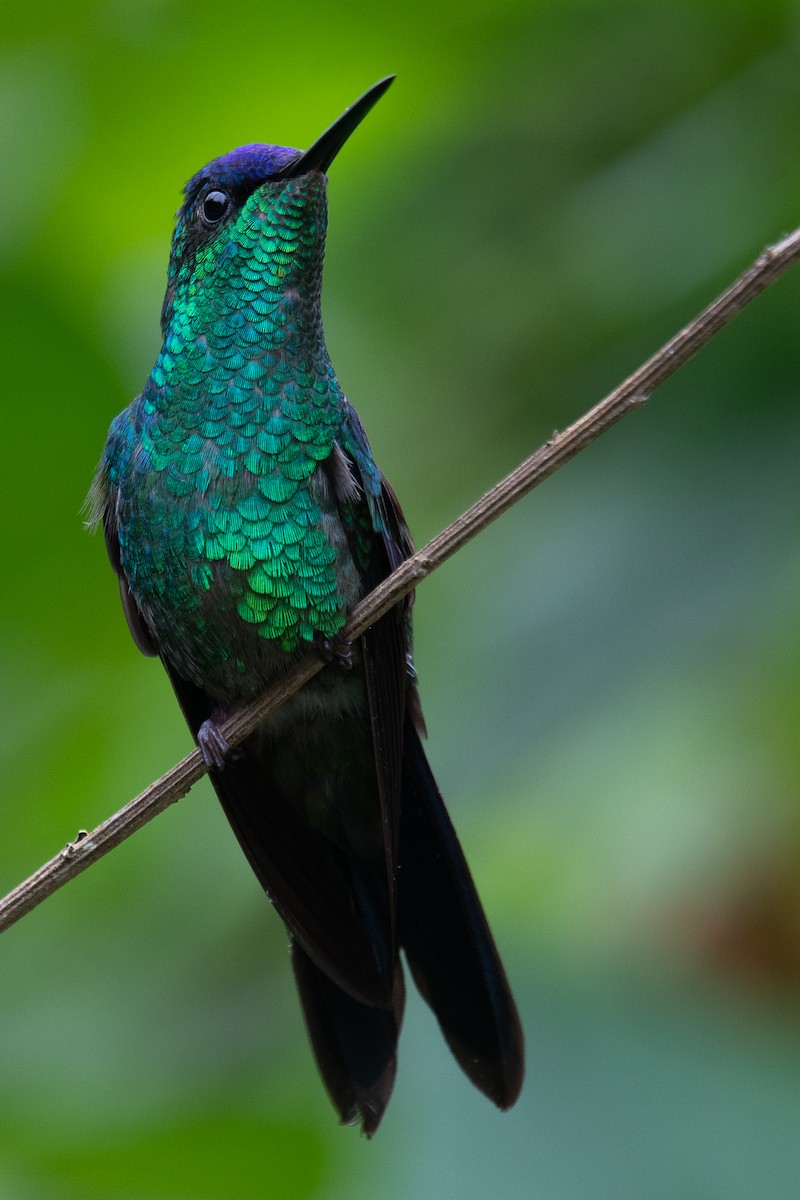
88;77;524;1133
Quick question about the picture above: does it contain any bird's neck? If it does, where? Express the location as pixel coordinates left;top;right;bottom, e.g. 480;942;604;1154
150;262;337;418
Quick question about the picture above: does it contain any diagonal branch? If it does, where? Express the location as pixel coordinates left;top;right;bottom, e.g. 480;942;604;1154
3;227;800;935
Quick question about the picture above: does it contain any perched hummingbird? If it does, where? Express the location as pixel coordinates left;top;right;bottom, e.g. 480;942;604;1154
89;77;524;1133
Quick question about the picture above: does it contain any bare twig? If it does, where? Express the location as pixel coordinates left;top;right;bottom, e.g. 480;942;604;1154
3;228;800;935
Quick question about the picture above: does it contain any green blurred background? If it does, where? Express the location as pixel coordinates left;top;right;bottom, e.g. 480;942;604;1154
4;1;800;1196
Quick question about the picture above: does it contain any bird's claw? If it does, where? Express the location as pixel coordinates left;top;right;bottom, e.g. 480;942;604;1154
314;631;353;671
198;719;232;770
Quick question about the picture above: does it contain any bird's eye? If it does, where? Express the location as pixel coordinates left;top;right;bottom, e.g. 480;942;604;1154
201;189;229;224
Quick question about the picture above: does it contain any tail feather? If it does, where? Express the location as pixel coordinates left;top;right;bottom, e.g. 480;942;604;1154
162;660;393;1010
399;718;524;1109
212;745;394;1008
291;940;405;1136
162;659;524;1127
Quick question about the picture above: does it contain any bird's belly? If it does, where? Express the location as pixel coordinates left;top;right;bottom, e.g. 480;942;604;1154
122;482;362;704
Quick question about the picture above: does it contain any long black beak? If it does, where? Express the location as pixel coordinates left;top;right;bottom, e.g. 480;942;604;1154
276;76;395;179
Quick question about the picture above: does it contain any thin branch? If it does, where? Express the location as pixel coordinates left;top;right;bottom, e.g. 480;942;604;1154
3;228;800;935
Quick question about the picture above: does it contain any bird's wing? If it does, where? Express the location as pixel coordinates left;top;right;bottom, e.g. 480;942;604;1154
160;658;398;1010
336;401;415;956
91;466;158;658
91;425;401;1010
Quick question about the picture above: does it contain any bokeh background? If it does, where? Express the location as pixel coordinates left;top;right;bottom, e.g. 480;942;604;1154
4;2;800;1196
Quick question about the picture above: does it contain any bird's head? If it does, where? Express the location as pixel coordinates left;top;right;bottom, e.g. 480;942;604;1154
161;77;394;332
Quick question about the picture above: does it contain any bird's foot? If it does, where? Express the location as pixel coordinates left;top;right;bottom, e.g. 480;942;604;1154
197;716;232;770
314;630;353;671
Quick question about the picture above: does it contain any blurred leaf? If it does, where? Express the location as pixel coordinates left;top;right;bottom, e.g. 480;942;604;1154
9;1115;326;1200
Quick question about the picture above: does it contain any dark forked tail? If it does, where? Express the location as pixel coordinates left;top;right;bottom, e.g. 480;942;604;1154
164;664;523;1132
292;719;524;1132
